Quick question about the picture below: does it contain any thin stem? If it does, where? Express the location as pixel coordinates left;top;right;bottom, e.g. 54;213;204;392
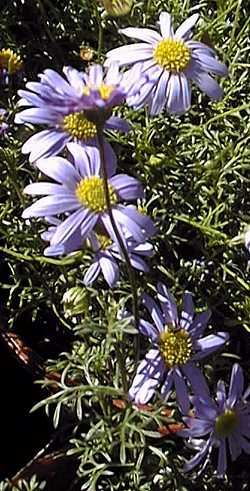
95;5;104;62
96;125;140;361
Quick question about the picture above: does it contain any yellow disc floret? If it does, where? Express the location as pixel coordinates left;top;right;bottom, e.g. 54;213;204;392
159;328;193;368
75;176;117;212
215;409;239;438
154;39;191;72
83;84;115;101
0;48;23;74
96;232;113;250
99;84;115;100
63;112;97;141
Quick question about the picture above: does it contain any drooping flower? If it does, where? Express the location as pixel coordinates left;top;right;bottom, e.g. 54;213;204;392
83;229;153;287
129;283;229;413
23;142;155;250
15;64;135;162
76;63;145;124
179;364;250;477
105;12;228;114
0;48;23;84
0;108;8;135
41;218;153;287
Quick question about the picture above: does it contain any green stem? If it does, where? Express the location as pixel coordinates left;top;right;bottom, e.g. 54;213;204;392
96;125;140;377
95;5;104;62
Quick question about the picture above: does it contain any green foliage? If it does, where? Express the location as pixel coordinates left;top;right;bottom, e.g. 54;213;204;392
0;476;46;491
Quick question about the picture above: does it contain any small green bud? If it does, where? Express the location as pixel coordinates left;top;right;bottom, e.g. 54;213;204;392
62;286;88;318
102;0;133;17
148;153;165;167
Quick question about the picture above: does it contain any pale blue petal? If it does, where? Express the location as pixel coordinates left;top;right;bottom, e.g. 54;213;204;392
180;292;194;330
159;12;173;38
36;156;80;188
67;143;101;177
150;70;169;115
193;332;229;360
228;363;244;406
193;72;224;100
175;14;199;40
110;174;144;200
105;44;153;66
22;195;79;218
157;282;178;324
84;261;101;285
217;438;227;477
139;318;159;342
24;183;67;196
51;208;95;245
173;369;190;413
142;293;164;333
182;363;210;399
100;254;119;287
183;438;212;472
120;27;161;46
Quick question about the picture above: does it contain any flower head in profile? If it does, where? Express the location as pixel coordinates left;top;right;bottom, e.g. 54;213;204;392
129;283;229;413
0;108;8;135
179;364;250;477
83;229;153;287
15;65;132;162
42;218;153;287
79;63;145;124
23;143;155;250
105;12;228;114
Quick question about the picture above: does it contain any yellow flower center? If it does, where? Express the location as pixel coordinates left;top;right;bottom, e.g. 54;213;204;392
83;83;115;101
63;112;97;141
96;232;113;250
215;409;239;438
154;39;191;72
0;48;23;74
75;176;117;212
159;328;193;368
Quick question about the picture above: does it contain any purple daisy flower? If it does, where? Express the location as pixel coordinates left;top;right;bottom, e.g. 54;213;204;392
129;283;229;413
179;364;250;477
15;65;131;162
105;12;228;114
22;142;155;249
0;108;8;135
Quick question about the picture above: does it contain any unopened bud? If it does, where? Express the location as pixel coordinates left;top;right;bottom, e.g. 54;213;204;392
62;287;88;317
